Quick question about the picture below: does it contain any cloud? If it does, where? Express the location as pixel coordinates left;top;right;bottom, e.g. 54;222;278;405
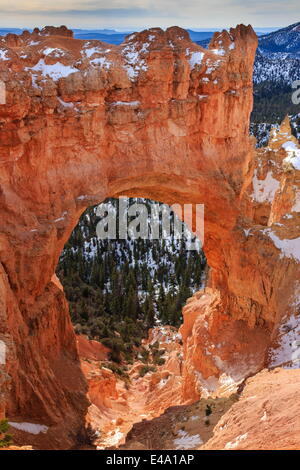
0;0;298;29
227;0;299;15
1;7;154;18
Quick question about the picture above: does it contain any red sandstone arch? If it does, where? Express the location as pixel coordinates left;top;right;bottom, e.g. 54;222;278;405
0;24;299;447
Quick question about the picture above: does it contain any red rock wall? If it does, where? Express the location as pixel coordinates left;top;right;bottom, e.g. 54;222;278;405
0;24;299;446
201;368;300;450
180;117;300;401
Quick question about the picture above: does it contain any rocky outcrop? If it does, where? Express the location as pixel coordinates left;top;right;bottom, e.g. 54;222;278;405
180;116;300;402
130;327;184;419
0;24;299;447
77;335;110;362
79;327;184;449
201;368;300;450
180;288;270;401
120;394;238;450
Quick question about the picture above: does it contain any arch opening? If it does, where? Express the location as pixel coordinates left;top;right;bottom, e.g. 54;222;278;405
57;196;207;344
56;195;210;449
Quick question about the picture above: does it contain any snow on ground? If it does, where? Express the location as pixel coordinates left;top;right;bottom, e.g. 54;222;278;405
224;433;248;449
96;428;124;449
157;376;170;389
90;57;111;69
26;59;78;81
122;41;149;80
111;101;140;107
0;49;9;61
173;430;203;450
9;422;49;435
43;47;65;57
57;97;75;109
149;326;182;345
193;371;219;397
194;351;261;398
205;57;222;73
269;313;300;369
189;52;204;69
282;141;300;170
54;211;68;223
189;415;200;421
82;46;108;58
0;340;5;364
250;122;280;148
28;40;40;46
264;228;300;262
253;53;300;85
260;411;268;422
211;48;226;56
251;170;280;203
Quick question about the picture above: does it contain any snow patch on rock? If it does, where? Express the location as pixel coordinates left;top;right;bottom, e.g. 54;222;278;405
189;51;204;69
264;228;300;262
0;49;9;61
269;310;300;369
282;141;300;171
173;430;203;450
122;41;149;80
251;170;280;203
224;433;248;449
26;59;78;81
9;422;49;435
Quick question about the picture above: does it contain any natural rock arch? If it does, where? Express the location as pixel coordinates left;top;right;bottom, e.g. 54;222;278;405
0;25;299;446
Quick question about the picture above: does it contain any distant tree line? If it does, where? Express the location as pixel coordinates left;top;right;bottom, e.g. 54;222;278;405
57;198;206;364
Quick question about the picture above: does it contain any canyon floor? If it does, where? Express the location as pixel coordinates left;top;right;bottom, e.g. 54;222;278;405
5;323;300;451
118;396;238;450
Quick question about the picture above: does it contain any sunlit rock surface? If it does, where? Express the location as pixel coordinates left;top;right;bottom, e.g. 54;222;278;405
0;24;299;448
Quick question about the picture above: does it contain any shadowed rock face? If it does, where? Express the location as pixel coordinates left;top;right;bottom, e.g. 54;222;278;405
0;24;299;448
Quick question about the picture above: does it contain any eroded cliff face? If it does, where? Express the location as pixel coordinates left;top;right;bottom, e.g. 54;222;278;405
78;327;183;449
201;368;300;450
180;115;300;403
0;24;299;448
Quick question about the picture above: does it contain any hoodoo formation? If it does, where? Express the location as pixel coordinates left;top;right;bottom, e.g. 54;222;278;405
0;24;300;449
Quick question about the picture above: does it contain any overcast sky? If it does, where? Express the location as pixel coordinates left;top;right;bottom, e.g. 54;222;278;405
0;0;298;30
